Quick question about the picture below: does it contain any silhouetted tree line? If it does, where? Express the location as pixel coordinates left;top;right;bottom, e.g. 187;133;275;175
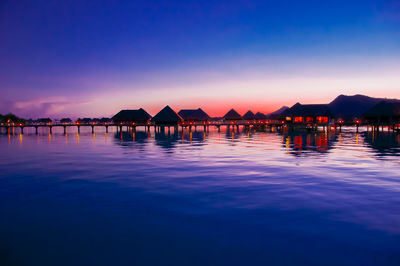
0;113;26;124
0;113;112;125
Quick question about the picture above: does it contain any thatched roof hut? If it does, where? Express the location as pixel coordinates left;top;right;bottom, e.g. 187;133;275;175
243;110;256;120
60;118;72;124
152;106;183;125
178;108;210;122
254;112;267;120
112;108;152;123
363;101;400;123
37;118;52;124
77;118;92;124
223;109;242;120
100;117;111;123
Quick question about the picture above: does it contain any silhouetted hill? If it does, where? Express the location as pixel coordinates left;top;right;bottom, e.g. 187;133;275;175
328;94;400;119
266;106;289;118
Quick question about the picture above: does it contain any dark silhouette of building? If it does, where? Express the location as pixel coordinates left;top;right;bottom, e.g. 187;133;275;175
254;112;267;121
60;118;72;124
243;110;256;120
223;109;242;121
100;117;111;123
152;106;183;125
283;103;333;124
363;101;400;124
112;108;152;124
37;118;52;124
76;118;92;124
178;108;210;122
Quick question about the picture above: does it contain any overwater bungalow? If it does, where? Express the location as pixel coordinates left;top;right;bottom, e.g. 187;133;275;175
100;117;111;123
254;112;267;121
363;101;400;125
283;103;333;124
178;108;210;122
112;108;152;124
91;118;101;124
37;118;52;125
151;106;183;125
60;118;72;124
243;110;256;120
223;109;242;121
76;118;92;124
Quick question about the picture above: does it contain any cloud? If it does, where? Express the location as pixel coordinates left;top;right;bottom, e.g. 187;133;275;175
0;97;90;119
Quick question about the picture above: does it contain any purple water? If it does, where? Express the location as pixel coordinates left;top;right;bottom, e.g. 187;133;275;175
1;126;399;265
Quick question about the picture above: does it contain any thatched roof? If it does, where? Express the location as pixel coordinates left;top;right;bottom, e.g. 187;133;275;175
284;103;333;117
152;106;183;124
77;118;92;123
178;108;210;121
112;108;152;123
37;118;52;123
223;109;242;120
254;112;267;120
60;118;72;123
363;101;400;118
243;110;256;120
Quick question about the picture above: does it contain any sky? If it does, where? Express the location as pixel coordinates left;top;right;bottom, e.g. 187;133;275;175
0;0;399;118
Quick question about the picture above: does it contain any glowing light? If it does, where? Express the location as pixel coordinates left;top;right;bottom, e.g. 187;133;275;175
316;117;328;123
294;117;303;123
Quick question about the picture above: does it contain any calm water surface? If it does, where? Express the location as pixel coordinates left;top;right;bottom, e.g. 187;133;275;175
1;127;400;266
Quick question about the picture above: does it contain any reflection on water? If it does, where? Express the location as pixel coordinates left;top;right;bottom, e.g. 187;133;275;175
0;127;400;266
97;127;400;157
279;131;338;155
364;131;400;156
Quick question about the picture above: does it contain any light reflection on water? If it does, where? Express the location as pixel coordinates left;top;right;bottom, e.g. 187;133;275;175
0;127;400;266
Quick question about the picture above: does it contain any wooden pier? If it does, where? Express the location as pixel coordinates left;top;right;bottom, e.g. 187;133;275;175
0;121;285;134
1;120;398;135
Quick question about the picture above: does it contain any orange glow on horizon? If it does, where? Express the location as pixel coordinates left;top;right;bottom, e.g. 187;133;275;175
133;98;291;118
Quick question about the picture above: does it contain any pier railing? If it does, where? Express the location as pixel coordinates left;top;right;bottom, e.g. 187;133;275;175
0;120;399;134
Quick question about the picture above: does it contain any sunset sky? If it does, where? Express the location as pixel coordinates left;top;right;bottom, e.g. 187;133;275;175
1;0;399;118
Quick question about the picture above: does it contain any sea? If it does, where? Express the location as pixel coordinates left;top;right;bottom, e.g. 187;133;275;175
1;126;399;266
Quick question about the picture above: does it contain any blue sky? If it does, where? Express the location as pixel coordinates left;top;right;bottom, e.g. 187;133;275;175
0;0;399;118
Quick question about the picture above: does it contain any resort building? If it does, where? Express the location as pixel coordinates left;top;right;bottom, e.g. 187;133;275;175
178;108;210;122
76;118;92;124
151;106;183;125
243;110;256;120
254;112;267;121
363;101;400;125
223;109;242;121
36;118;52;124
112;108;152;124
60;118;72;124
283;103;333;124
